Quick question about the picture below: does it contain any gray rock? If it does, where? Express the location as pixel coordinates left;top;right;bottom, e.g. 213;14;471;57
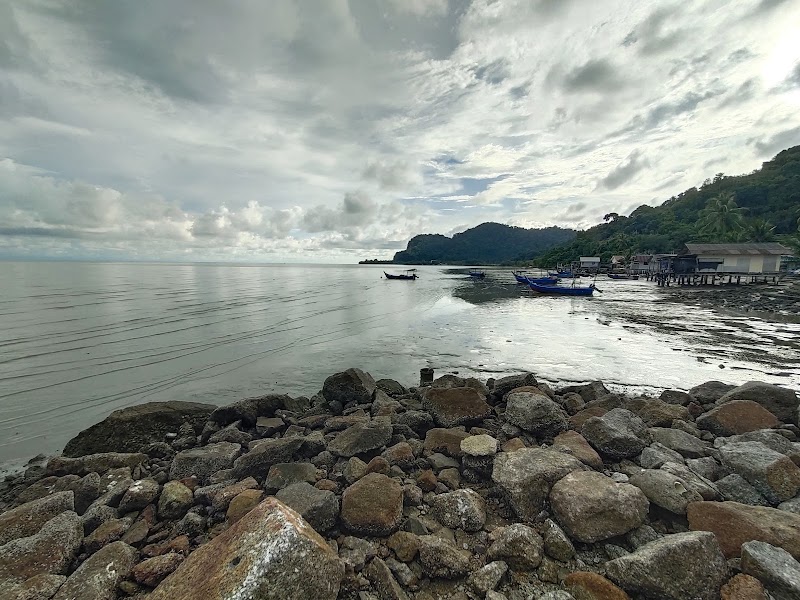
718;441;800;504
148;498;344;600
626;524;660;549
558;381;610;403
395;411;434;436
686;456;727;482
467;561;508;595
46;452;146;476
720;430;800;464
715;473;770;506
232;437;304;480
0;491;75;546
492;448;587;520
339;536;377;571
604;531;728;600
118;478;160;514
365;557;408;600
648;427;711;459
208;422;252;445
487;523;544;570
323;368;376;405
63;401;215;456
343;456;368;483
341;473;403;536
460;434;498;457
82;503;118;536
538;593;575;600
639;443;684;469
581;409;649;460
492;373;538;399
741;540;800;600
430;489;487;532
169;442;241;484
504;389;568;438
264;462;317;493
276;482;339;533
660;462;719;500
417;535;471;579
660;390;693;405
689;380;735;404
0;511;84;582
422;386;492;428
158;480;193;520
328;420;393;457
717;381;799;424
543;518;575;562
376;378;408;397
52;540;138;600
209;394;287;427
628;469;703;515
779;496;800;514
549;471;649;543
428;452;459;471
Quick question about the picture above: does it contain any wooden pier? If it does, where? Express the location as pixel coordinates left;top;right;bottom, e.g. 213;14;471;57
646;272;782;287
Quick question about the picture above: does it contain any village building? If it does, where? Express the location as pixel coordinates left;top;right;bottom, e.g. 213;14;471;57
682;243;791;274
579;256;601;272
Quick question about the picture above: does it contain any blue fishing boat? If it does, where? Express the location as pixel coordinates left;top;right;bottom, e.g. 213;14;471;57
528;281;596;296
548;270;574;278
384;270;417;280
513;271;559;284
469;270;486;279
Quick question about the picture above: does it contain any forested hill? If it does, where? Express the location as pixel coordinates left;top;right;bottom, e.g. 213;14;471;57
534;145;800;266
392;223;576;265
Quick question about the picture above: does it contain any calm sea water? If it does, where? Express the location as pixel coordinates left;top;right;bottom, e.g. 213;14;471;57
1;261;799;469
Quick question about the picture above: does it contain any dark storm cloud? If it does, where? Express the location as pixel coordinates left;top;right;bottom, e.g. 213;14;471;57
562;59;625;93
597;150;649;190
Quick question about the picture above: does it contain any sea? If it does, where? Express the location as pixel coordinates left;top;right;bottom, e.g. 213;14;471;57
1;261;799;471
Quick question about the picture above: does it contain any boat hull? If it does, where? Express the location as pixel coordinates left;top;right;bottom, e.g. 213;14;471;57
384;272;417;280
528;282;594;296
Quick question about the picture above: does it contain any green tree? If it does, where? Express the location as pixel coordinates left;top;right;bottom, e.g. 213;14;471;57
697;193;746;241
745;218;776;242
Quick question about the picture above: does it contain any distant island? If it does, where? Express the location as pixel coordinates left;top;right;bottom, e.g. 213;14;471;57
390;223;576;265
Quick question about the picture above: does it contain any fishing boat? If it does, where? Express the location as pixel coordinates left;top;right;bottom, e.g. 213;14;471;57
469;270;486;279
513;271;558;284
384;270;417;280
548;270;574;278
607;273;640;280
528;281;597;296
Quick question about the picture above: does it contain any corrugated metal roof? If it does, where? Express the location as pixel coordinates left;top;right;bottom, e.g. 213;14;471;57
684;243;792;256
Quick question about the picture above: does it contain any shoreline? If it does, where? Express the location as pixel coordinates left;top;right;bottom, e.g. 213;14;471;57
2;367;800;599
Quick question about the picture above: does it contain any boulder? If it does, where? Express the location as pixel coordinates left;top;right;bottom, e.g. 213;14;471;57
604;531;728;600
717;381;799;424
639;443;684;469
0;511;83;582
461;434;498;457
687;501;800;559
148;498;344;599
549;471;649;543
551;430;603;470
689;381;736;404
660;390;693;406
0;491;74;546
628;469;703;515
133;553;185;587
492;373;538;399
226;489;264;523
417;535;471;579
375;378;408;397
559;381;610;403
276;482;339;533
563;572;631;600
52;540;138;600
232;437;304;480
504;389;568;437
718;441;800;504
118;478;160;514
158;481;193;520
423;428;470;457
0;574;67;600
341;473;403;536
715;474;770;506
581;409;649;460
543;518;575;562
697;401;780;437
328;420;393;457
467;561;508;596
660;462;719;500
209;395;287;428
648;427;711;459
430;489;487;532
322;368;376;405
396;410;434;436
487;523;544;570
636;399;690;427
264;462;317;493
720;430;800;464
423;387;492;428
46;452;146;476
492;448;587;520
63;401;215;456
741;540;800;600
365;556;408;600
84;517;132;554
720;574;768;600
168;442;241;484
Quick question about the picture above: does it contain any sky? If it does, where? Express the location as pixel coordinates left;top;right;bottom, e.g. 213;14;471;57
1;0;800;262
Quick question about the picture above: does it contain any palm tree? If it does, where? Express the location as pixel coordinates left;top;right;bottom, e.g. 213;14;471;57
697;193;746;241
745;218;776;242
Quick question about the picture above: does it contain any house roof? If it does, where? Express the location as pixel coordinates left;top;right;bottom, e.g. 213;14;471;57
580;256;600;261
684;243;792;256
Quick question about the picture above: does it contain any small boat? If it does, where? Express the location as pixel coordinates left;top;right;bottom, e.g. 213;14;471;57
549;270;574;278
527;276;559;285
384;270;417;280
607;273;640;280
528;281;596;296
469;270;486;279
512;271;529;284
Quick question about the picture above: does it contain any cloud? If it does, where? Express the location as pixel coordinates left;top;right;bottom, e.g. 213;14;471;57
0;0;798;261
562;59;625;93
597;150;650;190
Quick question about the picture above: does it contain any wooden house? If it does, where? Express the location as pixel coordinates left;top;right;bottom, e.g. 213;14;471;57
682;243;791;275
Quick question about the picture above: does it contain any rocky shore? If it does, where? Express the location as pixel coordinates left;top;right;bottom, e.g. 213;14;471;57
659;277;800;315
2;369;800;600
